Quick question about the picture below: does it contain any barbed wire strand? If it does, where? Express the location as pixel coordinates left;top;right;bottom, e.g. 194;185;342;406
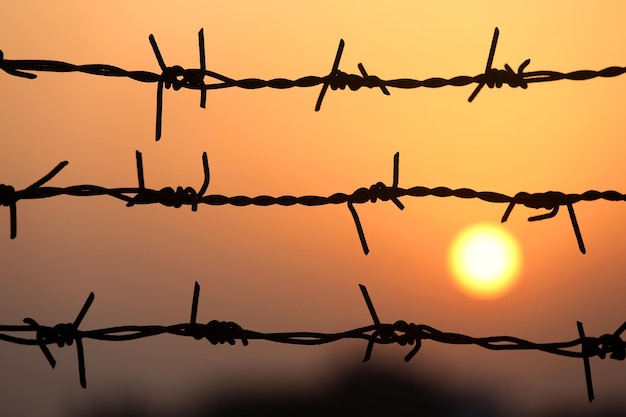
2;151;624;254
0;282;623;401
2;28;626;140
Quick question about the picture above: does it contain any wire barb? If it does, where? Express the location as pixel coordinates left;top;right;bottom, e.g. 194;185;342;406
315;39;345;111
578;321;594;401
360;284;380;361
22;292;94;388
468;27;500;102
501;193;589;254
1;284;623;401
182;282;249;345
3;28;626;139
126;151;210;211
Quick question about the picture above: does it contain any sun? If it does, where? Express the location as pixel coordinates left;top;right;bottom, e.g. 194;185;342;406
448;223;522;300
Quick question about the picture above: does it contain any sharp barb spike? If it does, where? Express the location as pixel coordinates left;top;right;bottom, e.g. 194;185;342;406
528;206;559;222
155;81;164;141
149;34;167;70
76;338;87;389
191;282;200;324
501;202;515;222
198;28;207;108
567;204;586;254
577;321;595;402
198;152;210;197
9;203;16;239
348;202;369;255
359;284;380;325
74;293;95;327
135;151;145;189
315;39;345;111
468;27;500;102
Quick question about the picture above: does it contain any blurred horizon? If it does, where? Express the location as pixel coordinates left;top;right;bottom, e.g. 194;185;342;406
65;359;626;417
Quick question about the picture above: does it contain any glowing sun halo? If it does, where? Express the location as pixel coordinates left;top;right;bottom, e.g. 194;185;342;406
448;223;522;300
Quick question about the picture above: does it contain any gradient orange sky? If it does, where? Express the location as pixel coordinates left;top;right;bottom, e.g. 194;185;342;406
2;2;626;416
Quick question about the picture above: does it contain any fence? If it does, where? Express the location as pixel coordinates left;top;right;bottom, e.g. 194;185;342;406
3;150;626;254
1;281;623;402
1;24;624;408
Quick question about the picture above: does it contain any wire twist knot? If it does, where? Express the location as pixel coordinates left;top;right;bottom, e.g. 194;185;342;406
180;69;207;90
583;334;626;360
367;182;395;203
483;59;530;89
156;186;202;209
514;191;563;210
41;322;79;347
391;321;424;361
160;65;187;91
327;70;364;91
188;320;249;346
0;184;17;207
128;186;203;209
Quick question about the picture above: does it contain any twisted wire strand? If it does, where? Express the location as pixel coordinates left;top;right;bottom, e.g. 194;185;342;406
1;151;624;254
1;28;625;140
0;282;623;402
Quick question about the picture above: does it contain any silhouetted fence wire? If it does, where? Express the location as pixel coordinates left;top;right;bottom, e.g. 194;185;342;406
3;24;625;407
0;282;622;402
1;151;622;254
2;28;626;140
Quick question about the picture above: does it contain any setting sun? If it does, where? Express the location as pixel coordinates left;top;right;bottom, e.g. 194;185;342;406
448;223;522;300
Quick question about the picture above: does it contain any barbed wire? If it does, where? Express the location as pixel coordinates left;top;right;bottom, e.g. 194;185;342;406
0;282;622;402
2;28;625;141
1;151;623;254
2;24;626;407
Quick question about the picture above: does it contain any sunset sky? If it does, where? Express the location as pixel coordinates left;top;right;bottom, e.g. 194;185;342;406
2;2;626;416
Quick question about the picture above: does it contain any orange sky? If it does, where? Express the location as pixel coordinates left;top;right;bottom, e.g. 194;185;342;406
2;2;626;416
